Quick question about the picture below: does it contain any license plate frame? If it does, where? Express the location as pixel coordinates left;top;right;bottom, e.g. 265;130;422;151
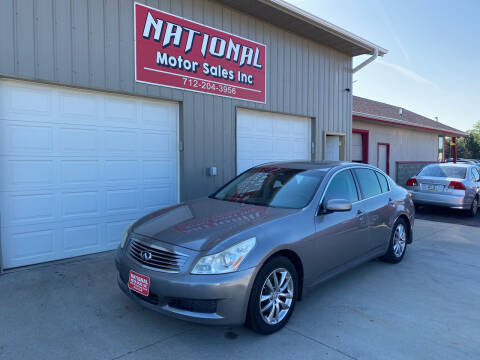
128;270;150;297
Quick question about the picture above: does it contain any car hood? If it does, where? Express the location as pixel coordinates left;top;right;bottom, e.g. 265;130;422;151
131;197;297;252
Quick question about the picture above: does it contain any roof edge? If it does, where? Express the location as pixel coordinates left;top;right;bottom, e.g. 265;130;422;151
259;0;388;56
353;112;467;137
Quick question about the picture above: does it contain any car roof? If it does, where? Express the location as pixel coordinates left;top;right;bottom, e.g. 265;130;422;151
427;162;472;168
252;160;370;172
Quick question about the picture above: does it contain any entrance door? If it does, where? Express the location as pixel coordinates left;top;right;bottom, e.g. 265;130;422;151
377;143;390;174
325;135;340;161
352;133;363;162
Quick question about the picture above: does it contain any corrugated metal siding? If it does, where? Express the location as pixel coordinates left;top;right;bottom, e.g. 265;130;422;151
0;0;352;200
352;119;439;180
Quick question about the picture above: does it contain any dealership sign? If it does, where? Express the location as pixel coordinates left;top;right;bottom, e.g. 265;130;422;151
134;3;267;103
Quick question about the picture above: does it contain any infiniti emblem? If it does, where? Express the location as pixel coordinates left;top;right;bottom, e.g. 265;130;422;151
140;251;152;261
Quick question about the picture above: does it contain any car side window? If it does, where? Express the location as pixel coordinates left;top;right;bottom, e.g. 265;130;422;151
354;168;382;199
375;172;390;193
472;167;480;182
323;170;359;203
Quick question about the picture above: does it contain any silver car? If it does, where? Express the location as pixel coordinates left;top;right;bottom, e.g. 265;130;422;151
115;161;414;334
407;163;480;217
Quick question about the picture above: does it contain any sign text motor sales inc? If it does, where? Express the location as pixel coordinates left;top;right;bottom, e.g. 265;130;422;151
135;3;267;103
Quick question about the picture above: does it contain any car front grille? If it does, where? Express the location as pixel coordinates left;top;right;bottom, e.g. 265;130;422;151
128;238;188;273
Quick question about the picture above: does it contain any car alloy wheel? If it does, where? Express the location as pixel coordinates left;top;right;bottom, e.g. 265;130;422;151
392;223;407;258
259;268;294;325
380;218;408;264
246;256;298;334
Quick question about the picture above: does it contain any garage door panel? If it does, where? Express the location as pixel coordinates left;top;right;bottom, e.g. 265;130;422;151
59;127;99;153
143;160;176;183
4;123;54;154
105;219;137;245
237;109;311;174
104;98;138;125
59;91;99;122
104;130;139;154
63;224;100;252
5;228;56;263
141;102;177;130
61;191;99;218
4;192;56;225
61;161;100;185
142;132;173;154
106;188;140;214
0;82;53;118
143;186;176;209
104;160;140;183
6;160;54;186
1;80;180;268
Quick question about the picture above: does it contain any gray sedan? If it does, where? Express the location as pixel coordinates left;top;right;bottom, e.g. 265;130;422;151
406;163;480;217
115;161;414;334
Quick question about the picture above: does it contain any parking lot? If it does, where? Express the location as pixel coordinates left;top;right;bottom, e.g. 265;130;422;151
1;216;479;360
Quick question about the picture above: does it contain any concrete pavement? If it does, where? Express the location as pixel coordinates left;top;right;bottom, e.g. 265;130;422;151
0;219;479;360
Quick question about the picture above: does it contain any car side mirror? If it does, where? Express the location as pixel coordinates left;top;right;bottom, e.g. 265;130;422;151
322;199;353;213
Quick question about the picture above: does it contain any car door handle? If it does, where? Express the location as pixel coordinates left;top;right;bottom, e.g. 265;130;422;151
388;198;394;206
357;210;364;215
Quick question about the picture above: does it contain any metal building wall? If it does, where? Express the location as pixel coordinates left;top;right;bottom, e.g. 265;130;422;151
0;0;353;201
352;119;439;181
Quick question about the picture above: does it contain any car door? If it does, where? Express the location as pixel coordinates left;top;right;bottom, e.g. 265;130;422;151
353;168;392;251
313;169;370;275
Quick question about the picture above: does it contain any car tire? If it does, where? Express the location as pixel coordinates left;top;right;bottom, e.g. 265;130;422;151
468;196;478;217
380;218;408;264
246;256;298;334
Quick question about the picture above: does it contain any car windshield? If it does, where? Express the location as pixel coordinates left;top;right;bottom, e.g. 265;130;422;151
211;166;327;209
419;165;467;179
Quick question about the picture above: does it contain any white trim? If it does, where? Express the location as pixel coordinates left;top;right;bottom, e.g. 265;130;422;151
259;0;387;56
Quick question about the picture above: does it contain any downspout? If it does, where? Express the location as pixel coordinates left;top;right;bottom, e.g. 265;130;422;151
353;48;378;73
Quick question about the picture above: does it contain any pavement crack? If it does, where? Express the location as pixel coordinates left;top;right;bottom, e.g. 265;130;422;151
285;326;358;360
111;328;192;360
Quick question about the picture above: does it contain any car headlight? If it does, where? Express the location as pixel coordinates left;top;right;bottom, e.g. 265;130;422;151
191;237;256;274
120;222;134;248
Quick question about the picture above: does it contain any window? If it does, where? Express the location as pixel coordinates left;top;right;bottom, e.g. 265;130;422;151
323;170;359;203
472;168;480;182
354;168;382;199
212;166;326;209
418;165;467;179
438;136;445;162
376;172;390;193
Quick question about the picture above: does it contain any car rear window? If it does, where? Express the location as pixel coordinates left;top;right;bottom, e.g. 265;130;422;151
419;165;467;179
354;168;382;199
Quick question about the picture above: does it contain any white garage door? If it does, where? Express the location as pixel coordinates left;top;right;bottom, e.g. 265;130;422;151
0;80;179;269
236;109;311;174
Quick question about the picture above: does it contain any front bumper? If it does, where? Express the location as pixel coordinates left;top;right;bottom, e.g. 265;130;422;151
410;191;471;209
115;248;255;325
